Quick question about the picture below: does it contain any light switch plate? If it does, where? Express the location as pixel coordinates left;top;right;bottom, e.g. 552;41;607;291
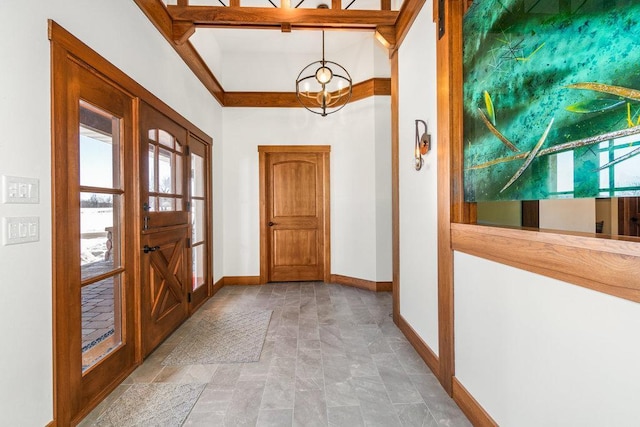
2;175;39;204
3;217;39;245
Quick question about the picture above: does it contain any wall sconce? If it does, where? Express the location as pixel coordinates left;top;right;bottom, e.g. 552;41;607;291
414;119;431;171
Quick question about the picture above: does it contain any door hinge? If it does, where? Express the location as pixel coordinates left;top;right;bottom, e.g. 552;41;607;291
187;238;191;248
188;293;192;303
438;0;445;39
186;201;191;210
185;146;190;156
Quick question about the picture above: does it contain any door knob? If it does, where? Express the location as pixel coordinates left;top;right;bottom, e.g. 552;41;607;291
143;245;160;253
268;221;277;226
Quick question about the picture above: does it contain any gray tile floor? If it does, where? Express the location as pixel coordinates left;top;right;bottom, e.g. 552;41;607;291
81;282;471;426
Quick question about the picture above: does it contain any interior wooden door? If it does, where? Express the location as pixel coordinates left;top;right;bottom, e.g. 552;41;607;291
618;197;640;237
139;102;190;356
260;147;330;282
53;59;137;424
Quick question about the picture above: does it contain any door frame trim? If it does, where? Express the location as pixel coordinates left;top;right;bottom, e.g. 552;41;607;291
258;145;331;284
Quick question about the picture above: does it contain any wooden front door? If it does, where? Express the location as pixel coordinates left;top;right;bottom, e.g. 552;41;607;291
618;197;640;237
53;58;137;424
259;146;331;283
139;102;190;356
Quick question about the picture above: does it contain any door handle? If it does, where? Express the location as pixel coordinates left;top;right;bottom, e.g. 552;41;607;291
143;245;160;253
268;221;277;226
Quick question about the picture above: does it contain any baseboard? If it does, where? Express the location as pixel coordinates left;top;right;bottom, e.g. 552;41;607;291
213;277;225;293
46;420;55;427
452;377;498;427
397;315;440;378
330;274;392;292
222;275;261;286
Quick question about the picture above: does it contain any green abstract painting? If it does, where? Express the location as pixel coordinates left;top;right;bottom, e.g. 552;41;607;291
463;0;640;202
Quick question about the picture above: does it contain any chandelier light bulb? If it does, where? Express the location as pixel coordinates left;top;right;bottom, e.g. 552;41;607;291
315;66;333;84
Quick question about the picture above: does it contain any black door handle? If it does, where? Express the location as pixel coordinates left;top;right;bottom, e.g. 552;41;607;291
143;245;160;253
268;221;277;226
631;217;638;223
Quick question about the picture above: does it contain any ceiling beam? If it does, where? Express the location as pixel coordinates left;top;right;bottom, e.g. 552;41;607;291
167;6;399;29
173;21;196;45
375;25;396;50
133;0;225;104
225;78;391;107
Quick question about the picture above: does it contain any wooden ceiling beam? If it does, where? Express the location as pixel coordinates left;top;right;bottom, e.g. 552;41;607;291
133;0;224;104
173;20;196;45
167;6;399;29
375;25;396;50
225;78;391;108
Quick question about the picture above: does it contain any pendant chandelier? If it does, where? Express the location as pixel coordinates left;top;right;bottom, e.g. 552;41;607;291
295;30;353;117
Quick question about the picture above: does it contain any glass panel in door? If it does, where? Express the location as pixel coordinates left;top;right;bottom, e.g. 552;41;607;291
191;151;206;291
79;102;126;373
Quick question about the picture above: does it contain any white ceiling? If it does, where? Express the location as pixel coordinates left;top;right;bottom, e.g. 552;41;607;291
190;28;387;91
196;28;373;54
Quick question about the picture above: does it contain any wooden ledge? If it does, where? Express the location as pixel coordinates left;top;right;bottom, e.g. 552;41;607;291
451;223;640;303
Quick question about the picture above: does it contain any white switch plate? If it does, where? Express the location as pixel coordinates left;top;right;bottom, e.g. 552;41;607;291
2;175;39;204
3;217;39;245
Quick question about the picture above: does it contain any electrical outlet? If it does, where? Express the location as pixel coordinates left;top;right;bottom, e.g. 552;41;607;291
3;217;39;245
2;175;39;204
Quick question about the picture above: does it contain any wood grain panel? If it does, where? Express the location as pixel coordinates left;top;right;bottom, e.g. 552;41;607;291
273;230;318;266
451;223;640;302
330;274;392;292
398;315;440;378
272;161;317;217
168;6;399;28
452;377;498;427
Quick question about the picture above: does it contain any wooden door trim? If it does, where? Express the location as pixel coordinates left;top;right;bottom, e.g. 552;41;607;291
51;42;140;426
258;145;331;284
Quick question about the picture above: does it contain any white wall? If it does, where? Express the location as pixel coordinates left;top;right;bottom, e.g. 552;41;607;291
0;1;221;424
397;0;440;354
455;252;640;426
539;198;596;233
375;97;393;281
221;97;392;282
477;201;522;227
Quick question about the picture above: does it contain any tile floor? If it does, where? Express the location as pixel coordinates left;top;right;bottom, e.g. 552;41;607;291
80;282;471;427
